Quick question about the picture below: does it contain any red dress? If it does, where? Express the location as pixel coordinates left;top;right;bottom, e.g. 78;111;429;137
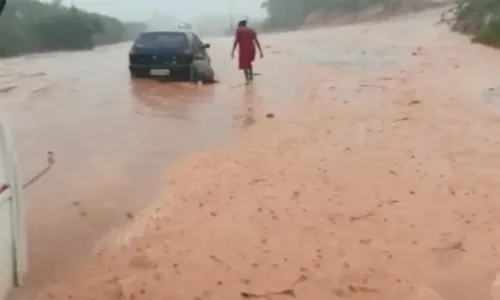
235;27;256;70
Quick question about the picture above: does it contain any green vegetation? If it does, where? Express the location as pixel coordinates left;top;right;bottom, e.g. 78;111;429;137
260;0;444;30
261;0;402;29
0;1;6;18
0;0;145;57
451;0;500;46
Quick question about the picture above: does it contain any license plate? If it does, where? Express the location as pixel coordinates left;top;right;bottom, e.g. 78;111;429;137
150;69;170;76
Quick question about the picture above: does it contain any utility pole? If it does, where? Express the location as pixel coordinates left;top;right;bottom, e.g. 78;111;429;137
227;0;234;31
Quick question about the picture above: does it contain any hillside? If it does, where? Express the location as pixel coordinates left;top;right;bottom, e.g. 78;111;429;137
0;0;145;57
261;0;452;29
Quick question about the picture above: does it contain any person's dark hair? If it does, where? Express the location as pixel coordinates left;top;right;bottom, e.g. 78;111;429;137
238;20;247;27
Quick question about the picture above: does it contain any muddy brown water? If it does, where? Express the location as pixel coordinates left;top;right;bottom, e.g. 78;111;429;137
6;7;500;300
1;38;303;298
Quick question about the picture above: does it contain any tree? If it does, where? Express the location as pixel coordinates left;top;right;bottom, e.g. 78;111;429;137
0;0;6;18
0;0;145;57
51;0;63;7
452;0;500;45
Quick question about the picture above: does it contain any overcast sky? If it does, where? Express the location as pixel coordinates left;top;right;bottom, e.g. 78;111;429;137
65;0;266;21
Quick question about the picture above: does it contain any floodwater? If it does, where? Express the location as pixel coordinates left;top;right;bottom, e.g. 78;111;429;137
1;38;302;297
6;7;500;300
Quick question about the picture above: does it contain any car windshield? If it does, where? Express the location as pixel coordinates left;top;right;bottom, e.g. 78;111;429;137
134;32;188;50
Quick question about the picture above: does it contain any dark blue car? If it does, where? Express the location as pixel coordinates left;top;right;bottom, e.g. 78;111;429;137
128;30;214;82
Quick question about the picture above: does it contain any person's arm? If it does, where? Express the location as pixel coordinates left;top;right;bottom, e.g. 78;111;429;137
253;30;263;57
231;30;239;58
232;35;238;52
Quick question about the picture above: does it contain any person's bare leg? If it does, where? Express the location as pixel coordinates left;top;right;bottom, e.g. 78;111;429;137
248;65;254;82
243;69;250;84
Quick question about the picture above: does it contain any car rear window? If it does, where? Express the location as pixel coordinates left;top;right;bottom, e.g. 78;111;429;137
134;32;188;50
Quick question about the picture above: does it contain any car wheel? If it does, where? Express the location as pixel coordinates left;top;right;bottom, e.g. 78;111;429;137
192;60;214;83
130;70;139;78
189;64;199;82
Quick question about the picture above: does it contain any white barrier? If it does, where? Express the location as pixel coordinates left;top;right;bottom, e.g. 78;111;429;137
0;113;26;300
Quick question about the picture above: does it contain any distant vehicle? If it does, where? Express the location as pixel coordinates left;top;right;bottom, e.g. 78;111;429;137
128;30;214;82
176;22;193;30
175;23;205;38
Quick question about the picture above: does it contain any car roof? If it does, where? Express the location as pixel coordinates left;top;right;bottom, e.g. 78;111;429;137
140;30;190;35
135;30;199;47
139;29;201;39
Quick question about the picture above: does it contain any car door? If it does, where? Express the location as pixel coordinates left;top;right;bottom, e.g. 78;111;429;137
191;34;209;63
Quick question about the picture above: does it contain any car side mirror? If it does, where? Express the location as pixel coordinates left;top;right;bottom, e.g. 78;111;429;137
203;43;210;49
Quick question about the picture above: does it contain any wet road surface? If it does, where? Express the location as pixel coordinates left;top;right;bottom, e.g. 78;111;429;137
8;7;500;300
4;9;441;298
2;37;303;297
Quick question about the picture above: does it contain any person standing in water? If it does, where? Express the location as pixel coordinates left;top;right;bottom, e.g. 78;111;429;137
231;19;263;84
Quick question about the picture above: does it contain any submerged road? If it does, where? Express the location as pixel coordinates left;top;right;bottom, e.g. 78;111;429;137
5;8;500;300
2;29;304;297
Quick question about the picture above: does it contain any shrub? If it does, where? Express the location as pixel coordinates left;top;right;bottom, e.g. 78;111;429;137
0;0;145;56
